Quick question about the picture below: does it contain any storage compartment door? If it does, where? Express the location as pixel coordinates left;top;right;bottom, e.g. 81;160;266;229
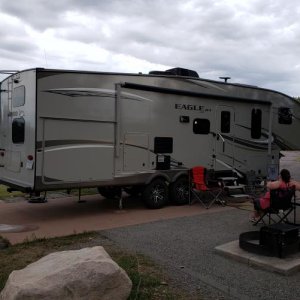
124;133;149;171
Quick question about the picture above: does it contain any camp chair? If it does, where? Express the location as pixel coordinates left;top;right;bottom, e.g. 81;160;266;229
190;166;224;209
253;186;296;226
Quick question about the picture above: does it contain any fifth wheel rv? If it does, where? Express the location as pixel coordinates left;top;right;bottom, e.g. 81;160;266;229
0;67;299;208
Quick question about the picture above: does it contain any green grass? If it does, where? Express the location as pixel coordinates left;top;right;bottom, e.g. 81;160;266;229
0;232;190;299
69;188;98;196
0;185;24;200
0;185;98;202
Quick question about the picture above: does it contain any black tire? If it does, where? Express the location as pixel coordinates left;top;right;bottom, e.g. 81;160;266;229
97;186;121;199
169;177;189;205
142;178;168;209
124;186;143;197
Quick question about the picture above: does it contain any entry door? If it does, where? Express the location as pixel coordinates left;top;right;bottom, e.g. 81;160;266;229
214;106;235;170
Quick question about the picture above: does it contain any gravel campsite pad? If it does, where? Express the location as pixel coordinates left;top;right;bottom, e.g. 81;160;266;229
101;208;300;300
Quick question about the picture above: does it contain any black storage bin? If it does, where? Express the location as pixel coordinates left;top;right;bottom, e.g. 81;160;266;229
259;223;299;258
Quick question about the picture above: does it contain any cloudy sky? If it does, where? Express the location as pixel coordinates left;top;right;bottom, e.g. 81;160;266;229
0;0;299;96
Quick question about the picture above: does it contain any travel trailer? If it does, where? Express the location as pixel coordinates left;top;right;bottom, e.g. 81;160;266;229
0;67;299;208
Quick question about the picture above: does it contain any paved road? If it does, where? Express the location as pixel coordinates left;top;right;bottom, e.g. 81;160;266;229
101;208;300;300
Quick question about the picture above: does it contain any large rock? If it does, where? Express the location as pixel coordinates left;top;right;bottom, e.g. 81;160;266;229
0;246;132;300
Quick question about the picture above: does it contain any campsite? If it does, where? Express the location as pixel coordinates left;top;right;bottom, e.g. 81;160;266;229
1;66;300;299
1;1;300;298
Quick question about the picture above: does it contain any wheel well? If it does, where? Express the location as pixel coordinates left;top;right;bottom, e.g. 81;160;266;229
171;173;189;184
145;174;170;185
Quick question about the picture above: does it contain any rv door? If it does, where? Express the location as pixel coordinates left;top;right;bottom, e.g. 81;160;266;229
214;106;235;170
0;71;36;190
0;77;19;172
5;82;26;173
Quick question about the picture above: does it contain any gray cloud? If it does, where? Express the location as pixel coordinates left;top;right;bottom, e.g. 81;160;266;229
0;0;300;96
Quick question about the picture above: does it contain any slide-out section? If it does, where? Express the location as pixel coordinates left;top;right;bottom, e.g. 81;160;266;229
41;119;114;184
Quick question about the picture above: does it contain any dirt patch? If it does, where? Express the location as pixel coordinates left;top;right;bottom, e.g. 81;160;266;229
0;194;233;244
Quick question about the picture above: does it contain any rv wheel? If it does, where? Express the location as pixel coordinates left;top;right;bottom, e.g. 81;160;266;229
142;179;168;209
169;177;189;205
97;186;121;199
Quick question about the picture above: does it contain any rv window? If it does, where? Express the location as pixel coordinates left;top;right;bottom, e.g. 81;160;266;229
12;86;25;107
278;107;292;124
12;117;25;144
193;119;210;134
251;109;261;139
221;111;231;133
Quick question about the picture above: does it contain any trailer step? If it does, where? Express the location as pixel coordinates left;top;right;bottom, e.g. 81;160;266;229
225;184;246;190
229;194;250;198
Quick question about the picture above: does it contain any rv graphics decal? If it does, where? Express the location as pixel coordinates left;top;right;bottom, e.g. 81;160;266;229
36;139;185;169
219;134;271;151
175;104;204;111
36;140;114;150
174;104;212;112
43;88;153;102
235;124;293;150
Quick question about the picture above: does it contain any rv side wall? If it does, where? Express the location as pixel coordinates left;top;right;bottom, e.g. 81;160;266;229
1;68;294;193
32;70;288;191
124;87;279;177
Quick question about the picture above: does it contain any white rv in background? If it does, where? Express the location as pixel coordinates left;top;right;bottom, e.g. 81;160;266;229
0;67;299;208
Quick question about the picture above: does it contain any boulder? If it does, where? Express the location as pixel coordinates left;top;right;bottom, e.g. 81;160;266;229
0;246;132;300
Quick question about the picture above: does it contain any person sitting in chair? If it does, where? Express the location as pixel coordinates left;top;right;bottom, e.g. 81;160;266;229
250;169;300;223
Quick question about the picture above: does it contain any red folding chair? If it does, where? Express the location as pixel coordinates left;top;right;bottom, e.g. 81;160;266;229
190;166;224;209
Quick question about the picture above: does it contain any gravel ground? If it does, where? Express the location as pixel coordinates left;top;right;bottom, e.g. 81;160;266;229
100;208;300;300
